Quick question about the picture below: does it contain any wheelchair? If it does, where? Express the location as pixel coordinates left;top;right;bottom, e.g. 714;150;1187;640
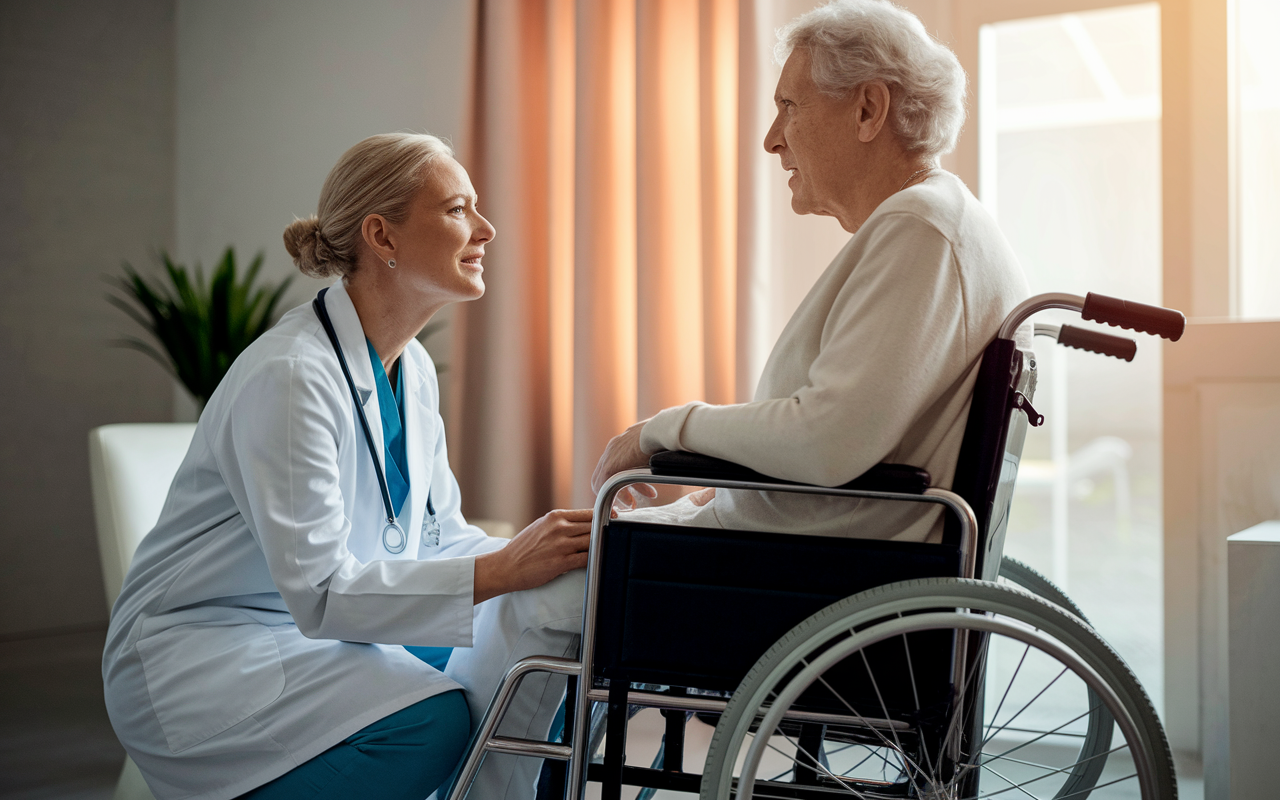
447;291;1185;800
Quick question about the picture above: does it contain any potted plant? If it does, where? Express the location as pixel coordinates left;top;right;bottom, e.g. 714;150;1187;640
109;247;293;408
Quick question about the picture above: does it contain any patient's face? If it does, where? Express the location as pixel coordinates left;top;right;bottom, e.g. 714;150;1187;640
764;49;861;219
392;157;496;305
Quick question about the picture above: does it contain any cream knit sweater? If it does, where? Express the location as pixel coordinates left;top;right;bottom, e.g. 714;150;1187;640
634;171;1028;542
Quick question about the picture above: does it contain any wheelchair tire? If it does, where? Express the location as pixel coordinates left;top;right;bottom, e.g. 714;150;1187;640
700;578;1175;800
999;556;1087;621
998;556;1118;797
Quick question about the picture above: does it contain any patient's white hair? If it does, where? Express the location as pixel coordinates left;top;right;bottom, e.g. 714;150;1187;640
776;0;966;159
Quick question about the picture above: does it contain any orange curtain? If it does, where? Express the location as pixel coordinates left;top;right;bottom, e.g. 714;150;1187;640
453;0;746;523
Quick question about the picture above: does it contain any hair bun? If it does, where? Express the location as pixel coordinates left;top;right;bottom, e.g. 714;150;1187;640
283;217;341;278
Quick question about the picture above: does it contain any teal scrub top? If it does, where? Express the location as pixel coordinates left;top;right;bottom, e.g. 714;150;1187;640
367;340;409;517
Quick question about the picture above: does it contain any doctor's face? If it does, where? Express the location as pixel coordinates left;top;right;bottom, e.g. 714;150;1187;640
391;156;496;305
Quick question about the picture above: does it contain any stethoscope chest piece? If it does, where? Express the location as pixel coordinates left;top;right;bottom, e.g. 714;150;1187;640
314;288;431;560
383;522;407;554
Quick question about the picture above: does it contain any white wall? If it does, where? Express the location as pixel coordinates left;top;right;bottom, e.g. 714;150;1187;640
175;0;477;418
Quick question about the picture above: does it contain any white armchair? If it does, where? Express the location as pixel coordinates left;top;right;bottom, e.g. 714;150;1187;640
89;423;196;800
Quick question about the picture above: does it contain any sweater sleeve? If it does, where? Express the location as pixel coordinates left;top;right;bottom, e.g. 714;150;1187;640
640;211;972;487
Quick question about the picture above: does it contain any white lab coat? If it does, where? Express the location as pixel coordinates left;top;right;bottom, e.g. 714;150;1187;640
103;282;509;800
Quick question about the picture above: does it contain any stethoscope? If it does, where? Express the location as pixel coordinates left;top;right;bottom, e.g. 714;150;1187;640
313;287;440;554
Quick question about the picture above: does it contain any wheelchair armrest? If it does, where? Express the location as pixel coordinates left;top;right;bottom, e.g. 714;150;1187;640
647;451;931;495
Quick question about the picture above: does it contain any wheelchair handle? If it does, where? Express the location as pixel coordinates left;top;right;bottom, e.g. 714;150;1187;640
1081;292;1185;341
998;291;1187;342
1057;324;1138;361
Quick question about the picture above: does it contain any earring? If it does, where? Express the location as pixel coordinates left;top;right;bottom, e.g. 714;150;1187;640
387;259;396;269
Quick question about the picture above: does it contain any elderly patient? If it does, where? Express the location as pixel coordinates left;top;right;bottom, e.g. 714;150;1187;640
592;0;1028;542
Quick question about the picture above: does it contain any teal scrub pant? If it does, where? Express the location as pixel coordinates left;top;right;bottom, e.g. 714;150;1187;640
238;647;467;800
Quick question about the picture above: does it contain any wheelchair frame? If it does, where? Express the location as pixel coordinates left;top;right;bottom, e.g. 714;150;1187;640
445;292;1184;800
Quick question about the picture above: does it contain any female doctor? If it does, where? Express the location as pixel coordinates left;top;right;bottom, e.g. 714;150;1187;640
103;133;590;800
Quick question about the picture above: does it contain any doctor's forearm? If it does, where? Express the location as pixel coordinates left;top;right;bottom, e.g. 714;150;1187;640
470;508;593;604
472;551;506;605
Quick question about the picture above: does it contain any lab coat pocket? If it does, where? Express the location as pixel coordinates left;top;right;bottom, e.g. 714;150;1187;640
136;621;286;753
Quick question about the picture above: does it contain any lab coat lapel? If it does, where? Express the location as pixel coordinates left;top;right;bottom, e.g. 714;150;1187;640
401;351;431;534
323;282;385;467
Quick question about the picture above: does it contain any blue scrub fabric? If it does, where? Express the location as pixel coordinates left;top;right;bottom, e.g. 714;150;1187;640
405;645;453;672
236;689;470;800
367;340;410;517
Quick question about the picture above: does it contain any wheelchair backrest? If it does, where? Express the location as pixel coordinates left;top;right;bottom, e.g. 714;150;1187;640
949;328;1038;581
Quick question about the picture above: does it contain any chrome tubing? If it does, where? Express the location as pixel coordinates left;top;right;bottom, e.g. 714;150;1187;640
567;470;645;800
998;292;1086;340
1034;323;1062;340
582;688;912;732
568;469;979;800
446;655;581;800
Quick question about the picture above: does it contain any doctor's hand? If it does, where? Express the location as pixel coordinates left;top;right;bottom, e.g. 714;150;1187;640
472;508;592;604
591;418;652;495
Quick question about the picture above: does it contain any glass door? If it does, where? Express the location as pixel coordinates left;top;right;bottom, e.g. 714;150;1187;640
977;0;1165;723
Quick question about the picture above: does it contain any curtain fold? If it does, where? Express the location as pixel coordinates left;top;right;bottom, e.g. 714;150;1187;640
454;0;754;523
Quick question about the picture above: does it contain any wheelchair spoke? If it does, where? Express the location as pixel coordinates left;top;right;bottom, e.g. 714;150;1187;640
1049;772;1141;799
824;741;856;758
981;666;1070;749
898;617;922;713
981;705;1100;765
975;762;1140;800
894;628;940;782
983;641;1031;741
809;669;929;781
938;631;994;762
855;650;919;783
975;737;1133;799
979;752;1055;771
977;763;1043;800
983;742;1130;778
995;725;1087;738
760;738;875;798
800;663;913;766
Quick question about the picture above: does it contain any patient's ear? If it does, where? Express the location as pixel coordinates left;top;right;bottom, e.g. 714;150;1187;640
852;81;891;143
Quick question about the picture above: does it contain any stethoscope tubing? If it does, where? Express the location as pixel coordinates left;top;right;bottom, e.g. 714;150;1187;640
312;288;398;527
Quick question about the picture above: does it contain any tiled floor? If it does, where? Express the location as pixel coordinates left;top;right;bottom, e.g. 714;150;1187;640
0;627;122;800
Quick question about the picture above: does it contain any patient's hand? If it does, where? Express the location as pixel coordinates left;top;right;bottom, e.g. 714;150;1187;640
609;483;659;517
591;419;651;494
688;487;716;507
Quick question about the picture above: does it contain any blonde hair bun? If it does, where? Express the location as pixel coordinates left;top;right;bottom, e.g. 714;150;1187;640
283;216;341;278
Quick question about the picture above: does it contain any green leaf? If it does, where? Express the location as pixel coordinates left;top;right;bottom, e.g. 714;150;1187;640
106;248;293;404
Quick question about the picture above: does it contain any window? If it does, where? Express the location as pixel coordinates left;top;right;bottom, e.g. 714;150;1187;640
980;3;1164;710
1236;0;1280;318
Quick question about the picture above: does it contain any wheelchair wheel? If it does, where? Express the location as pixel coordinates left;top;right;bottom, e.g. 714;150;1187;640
999;557;1085;620
700;578;1175;799
995;557;1117;798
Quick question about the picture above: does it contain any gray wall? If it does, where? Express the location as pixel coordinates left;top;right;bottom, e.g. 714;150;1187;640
0;0;474;637
0;0;175;636
175;0;475;422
